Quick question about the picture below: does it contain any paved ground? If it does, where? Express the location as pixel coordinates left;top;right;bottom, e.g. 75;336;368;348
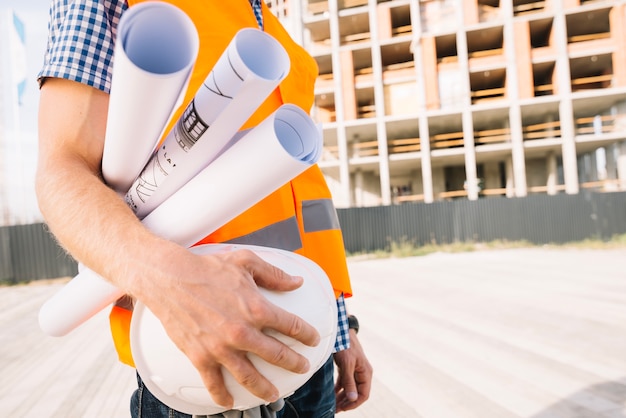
2;247;626;417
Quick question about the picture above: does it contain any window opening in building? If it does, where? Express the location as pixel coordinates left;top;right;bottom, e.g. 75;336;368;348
570;54;613;92
338;12;370;46
529;17;553;49
470;68;506;104
477;0;500;24
306;0;329;16
532;61;555;97
513;0;547;17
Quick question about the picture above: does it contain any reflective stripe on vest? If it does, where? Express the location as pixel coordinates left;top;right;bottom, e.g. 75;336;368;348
226;216;302;251
302;199;340;233
225;198;340;249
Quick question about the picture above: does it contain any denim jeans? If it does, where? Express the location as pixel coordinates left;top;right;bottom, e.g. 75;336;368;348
276;356;336;418
130;356;335;418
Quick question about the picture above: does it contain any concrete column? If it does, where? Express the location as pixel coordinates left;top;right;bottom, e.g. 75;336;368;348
560;106;579;194
610;5;626;88
368;0;391;206
377;124;391;206
553;0;579;194
546;152;558;195
549;23;559;96
421;36;440;110
463;0;479;25
505;156;515;197
420;117;434;203
454;3;478;200
513;20;534;99
328;0;351;206
463;112;479;200
354;169;364;207
502;0;527;198
618;141;626;191
509;111;527;197
376;2;392;40
340;50;357;120
562;0;580;9
409;0;434;203
605;144;618;191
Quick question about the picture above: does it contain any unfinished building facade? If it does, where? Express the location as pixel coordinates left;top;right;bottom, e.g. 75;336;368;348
292;0;626;207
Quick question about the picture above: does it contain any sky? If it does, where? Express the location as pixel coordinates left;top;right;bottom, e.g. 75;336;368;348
2;0;51;223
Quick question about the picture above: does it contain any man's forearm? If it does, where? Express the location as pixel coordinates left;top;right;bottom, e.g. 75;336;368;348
36;78;182;298
35;151;181;297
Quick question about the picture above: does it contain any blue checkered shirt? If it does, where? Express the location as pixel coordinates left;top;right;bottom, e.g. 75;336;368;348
38;0;351;353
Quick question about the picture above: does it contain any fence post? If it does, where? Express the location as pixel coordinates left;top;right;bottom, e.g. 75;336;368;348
0;226;15;284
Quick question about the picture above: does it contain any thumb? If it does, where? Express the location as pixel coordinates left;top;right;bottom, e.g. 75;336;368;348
343;375;359;401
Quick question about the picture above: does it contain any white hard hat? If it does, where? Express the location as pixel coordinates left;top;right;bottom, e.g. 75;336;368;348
130;243;338;415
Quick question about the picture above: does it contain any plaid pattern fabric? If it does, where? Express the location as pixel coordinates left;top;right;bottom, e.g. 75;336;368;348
38;0;127;93
249;0;264;30
334;294;350;351
38;0;351;353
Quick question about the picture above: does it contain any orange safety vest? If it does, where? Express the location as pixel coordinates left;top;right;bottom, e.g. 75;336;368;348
110;0;352;367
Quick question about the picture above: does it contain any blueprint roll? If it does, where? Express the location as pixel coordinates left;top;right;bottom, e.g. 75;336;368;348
141;104;322;248
125;28;290;219
38;104;321;337
38;264;125;337
102;1;199;194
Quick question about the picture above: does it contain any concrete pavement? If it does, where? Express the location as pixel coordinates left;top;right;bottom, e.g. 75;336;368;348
2;247;626;417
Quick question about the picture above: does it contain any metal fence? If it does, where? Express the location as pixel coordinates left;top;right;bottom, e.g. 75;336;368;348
2;192;625;283
337;191;626;254
0;223;78;284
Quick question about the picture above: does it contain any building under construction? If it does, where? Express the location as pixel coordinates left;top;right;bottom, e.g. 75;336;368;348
271;0;626;207
0;8;32;225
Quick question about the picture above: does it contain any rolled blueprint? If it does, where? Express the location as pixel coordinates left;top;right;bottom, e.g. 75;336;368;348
38;104;322;337
125;28;290;219
142;104;322;247
102;1;199;194
38;264;126;337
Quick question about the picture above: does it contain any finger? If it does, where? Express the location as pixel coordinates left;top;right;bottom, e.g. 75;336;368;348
195;363;234;409
221;351;280;403
336;390;355;412
341;374;359;403
336;393;350;412
191;327;284;406
239;325;312;374
238;249;304;292
356;372;372;402
264;302;320;348
338;374;371;411
336;391;365;412
334;371;358;412
237;272;320;348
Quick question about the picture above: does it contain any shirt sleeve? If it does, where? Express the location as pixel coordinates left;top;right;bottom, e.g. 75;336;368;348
334;293;350;352
38;0;127;93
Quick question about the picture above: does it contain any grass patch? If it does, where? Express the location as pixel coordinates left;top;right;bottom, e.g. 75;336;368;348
347;234;626;260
